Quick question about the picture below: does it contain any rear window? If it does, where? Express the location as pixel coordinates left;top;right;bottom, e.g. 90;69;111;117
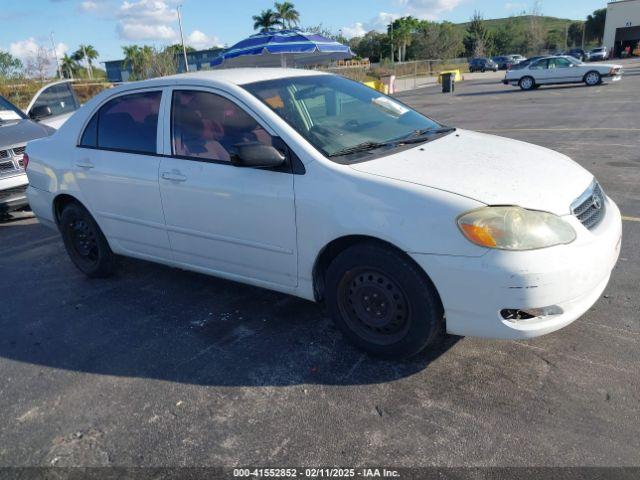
80;91;161;154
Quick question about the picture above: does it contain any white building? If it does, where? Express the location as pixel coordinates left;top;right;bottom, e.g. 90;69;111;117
603;0;640;57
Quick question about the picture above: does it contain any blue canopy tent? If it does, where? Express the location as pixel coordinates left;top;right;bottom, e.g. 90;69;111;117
211;29;354;69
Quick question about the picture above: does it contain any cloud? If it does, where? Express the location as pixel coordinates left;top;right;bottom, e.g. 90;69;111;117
116;0;179;41
9;38;67;62
340;1;463;39
505;2;527;12
186;30;222;50
341;12;400;39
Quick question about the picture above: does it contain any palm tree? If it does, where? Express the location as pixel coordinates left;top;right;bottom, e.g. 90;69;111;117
60;54;78;79
252;9;278;31
73;44;99;78
274;1;300;29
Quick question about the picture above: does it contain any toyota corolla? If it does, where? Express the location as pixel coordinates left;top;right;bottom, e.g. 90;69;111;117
25;69;622;359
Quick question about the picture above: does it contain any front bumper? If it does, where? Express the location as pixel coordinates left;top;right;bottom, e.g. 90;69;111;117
411;197;622;339
0;174;29;213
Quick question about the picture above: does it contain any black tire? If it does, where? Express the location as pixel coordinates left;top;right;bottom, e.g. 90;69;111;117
325;243;444;360
59;202;115;278
519;76;535;90
481;67;486;73
584;70;601;86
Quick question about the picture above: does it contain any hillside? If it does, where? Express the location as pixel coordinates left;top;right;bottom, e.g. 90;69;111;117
456;15;577;32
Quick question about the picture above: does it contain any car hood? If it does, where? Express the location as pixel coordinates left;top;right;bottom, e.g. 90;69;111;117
0;119;53;147
349;129;593;216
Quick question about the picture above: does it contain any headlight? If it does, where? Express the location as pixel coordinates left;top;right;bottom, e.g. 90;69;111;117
457;206;576;251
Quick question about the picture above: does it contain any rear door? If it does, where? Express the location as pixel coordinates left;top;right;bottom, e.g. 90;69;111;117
158;87;298;288
73;89;172;261
528;58;550;83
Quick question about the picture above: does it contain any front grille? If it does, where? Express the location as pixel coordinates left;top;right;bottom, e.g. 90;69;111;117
0;160;15;172
12;146;25;155
572;181;606;230
0;150;8;159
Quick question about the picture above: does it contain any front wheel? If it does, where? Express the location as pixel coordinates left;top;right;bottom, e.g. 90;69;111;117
325;243;444;360
59;202;116;278
585;71;601;86
519;76;535;90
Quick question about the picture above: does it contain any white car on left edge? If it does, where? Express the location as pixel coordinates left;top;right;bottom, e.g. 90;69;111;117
25;69;622;360
504;55;623;90
0;81;80;218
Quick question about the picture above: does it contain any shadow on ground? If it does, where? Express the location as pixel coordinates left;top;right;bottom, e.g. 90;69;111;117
0;221;459;388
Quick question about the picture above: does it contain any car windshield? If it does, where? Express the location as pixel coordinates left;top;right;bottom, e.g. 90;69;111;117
244;75;448;162
0;95;27;122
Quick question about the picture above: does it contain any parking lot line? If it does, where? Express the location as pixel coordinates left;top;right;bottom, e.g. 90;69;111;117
480;127;640;132
622;215;640;223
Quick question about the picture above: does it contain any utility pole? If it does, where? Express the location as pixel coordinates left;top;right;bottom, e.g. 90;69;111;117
564;23;568;50
50;32;61;78
581;21;586;50
390;21;394;64
177;5;189;72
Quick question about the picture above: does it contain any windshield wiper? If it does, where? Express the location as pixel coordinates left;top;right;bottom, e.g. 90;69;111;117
392;127;456;144
328;141;392;157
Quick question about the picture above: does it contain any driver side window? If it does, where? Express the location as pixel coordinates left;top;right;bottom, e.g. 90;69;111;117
171;90;272;163
530;59;548;70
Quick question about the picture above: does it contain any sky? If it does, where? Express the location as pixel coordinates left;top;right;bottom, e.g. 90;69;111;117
0;0;608;69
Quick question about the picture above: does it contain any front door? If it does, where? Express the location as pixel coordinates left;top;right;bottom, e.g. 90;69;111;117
158;89;297;288
74;89;172;260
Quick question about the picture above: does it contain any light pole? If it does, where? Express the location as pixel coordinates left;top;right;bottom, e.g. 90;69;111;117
177;5;189;72
50;32;61;78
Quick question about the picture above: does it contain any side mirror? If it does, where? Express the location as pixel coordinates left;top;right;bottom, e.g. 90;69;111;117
29;105;52;120
231;143;286;169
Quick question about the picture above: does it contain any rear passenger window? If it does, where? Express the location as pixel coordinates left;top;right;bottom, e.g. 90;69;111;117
95;91;161;154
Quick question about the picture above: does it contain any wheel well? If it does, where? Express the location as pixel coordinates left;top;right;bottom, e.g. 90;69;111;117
312;235;433;303
52;194;82;225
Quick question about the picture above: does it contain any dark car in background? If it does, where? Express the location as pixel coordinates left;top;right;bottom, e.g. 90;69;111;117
492;56;512;70
567;48;589;62
469;58;498;72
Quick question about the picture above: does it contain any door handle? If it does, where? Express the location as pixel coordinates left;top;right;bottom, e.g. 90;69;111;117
76;160;94;169
161;171;187;182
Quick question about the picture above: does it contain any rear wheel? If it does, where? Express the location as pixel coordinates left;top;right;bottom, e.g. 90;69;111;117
325;243;443;360
59;202;115;278
519;76;535;90
584;71;601;86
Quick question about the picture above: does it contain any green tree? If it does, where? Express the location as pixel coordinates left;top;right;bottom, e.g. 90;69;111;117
60;54;79;79
388;16;420;62
411;21;463;60
252;9;279;31
274;1;300;29
567;22;584;47
464;12;493;57
351;31;386;62
0;50;22;78
492;18;518;54
586;8;606;44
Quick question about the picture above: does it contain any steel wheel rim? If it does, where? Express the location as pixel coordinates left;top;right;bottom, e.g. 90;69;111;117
69;218;99;262
586;73;599;85
337;268;412;346
522;78;533;89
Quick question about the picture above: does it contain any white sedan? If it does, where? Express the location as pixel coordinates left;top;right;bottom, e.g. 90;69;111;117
25;69;622;359
504;56;623;90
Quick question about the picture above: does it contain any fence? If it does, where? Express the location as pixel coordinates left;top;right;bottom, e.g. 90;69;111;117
318;58;470;92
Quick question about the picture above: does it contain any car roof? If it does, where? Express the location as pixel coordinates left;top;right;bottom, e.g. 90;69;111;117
130;68;329;88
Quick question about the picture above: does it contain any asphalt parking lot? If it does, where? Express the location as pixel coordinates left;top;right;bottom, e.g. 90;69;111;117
1;62;639;468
